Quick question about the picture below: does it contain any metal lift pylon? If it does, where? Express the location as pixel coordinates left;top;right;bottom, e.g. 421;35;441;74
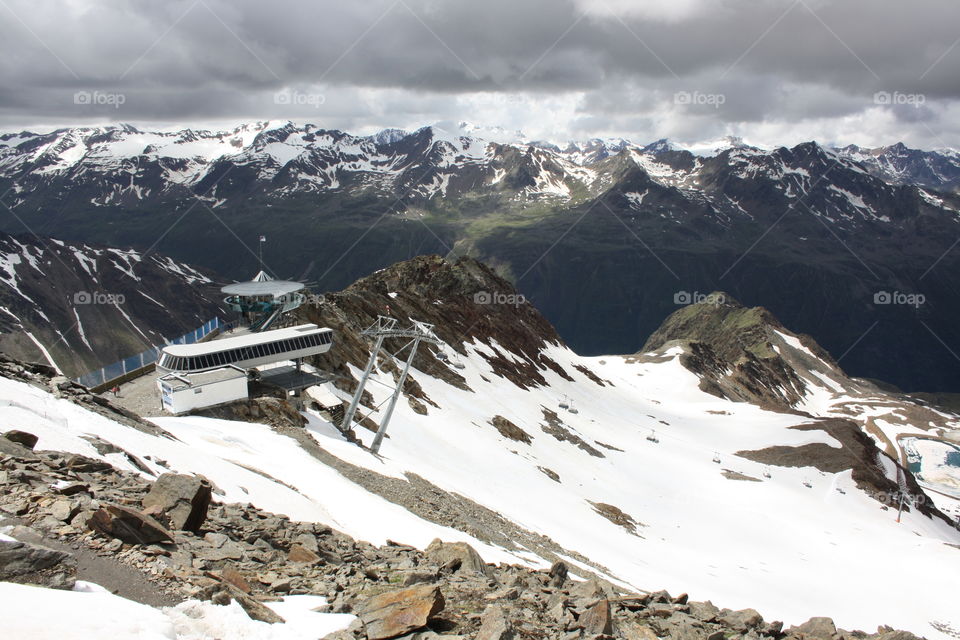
341;316;440;454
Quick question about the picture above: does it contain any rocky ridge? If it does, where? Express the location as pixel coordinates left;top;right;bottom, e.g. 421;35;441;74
1;424;934;640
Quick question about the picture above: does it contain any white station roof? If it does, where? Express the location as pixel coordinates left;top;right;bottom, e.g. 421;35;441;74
162;323;329;357
221;279;305;297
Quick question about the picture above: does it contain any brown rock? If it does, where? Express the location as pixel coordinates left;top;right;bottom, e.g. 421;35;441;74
3;430;38;450
87;505;174;545
220;583;284;624
287;544;322;565
547;560;568;587
578;599;613;636
356;583;445;640
218;567;252;594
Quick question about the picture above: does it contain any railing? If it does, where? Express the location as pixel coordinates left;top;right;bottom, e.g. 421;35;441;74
74;318;224;389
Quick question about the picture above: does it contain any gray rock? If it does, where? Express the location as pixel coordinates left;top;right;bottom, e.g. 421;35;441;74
0;539;77;589
425;538;492;578
788;617;837;639
293;532;320;553
548;560;569;587
688;601;720;622
204;532;229;548
49;499;78;522
142;473;212;532
476;603;514;640
719;608;764;632
568;577;614;603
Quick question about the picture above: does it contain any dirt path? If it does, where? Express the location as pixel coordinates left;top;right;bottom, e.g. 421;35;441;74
1;516;181;607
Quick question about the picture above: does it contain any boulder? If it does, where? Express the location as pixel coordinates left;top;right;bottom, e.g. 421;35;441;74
425;539;492;578
719;608;764;632
788;617;837;639
142;473;212;532
3;430;38;450
0;435;37;459
87;504;174;544
578;599;613;636
287;543;323;565
356;583;445;640
0;539;77;589
476;604;513;640
64;454;113;472
687;600;720;622
216;567;252;593
620;622;660;640
49;499;78;522
547;560;568;587
568;577;614;603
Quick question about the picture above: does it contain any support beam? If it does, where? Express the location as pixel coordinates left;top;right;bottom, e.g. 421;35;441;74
370;336;422;454
340;332;386;432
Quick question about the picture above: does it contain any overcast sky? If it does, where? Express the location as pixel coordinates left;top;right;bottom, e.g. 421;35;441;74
1;0;959;149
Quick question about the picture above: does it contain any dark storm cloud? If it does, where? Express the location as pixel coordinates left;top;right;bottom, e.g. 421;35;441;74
0;0;958;146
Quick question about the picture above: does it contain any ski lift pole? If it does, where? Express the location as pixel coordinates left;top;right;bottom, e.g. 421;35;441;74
341;333;387;432
895;466;906;524
370;335;422;454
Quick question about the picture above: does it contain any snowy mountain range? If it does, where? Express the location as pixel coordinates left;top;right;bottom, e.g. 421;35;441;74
2;254;959;639
2;121;960;392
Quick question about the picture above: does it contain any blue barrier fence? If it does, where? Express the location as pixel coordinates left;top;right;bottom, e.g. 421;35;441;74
75;317;224;389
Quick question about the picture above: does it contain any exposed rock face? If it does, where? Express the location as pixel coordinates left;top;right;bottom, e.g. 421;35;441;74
356;583;445;640
142;473;212;532
300;256;576;422
0;539;77;589
641;293;827;410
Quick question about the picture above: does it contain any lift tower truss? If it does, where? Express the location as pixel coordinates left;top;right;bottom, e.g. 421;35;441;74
341;316;440;454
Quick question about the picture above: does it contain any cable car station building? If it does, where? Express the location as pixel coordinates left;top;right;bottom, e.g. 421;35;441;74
156;268;332;414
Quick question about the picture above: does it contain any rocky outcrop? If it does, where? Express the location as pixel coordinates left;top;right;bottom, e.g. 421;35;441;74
299;255;578;414
142;473;212;532
0;538;77;589
640;294;831;410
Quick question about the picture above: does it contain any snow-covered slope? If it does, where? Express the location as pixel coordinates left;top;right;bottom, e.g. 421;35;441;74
4;256;959;639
